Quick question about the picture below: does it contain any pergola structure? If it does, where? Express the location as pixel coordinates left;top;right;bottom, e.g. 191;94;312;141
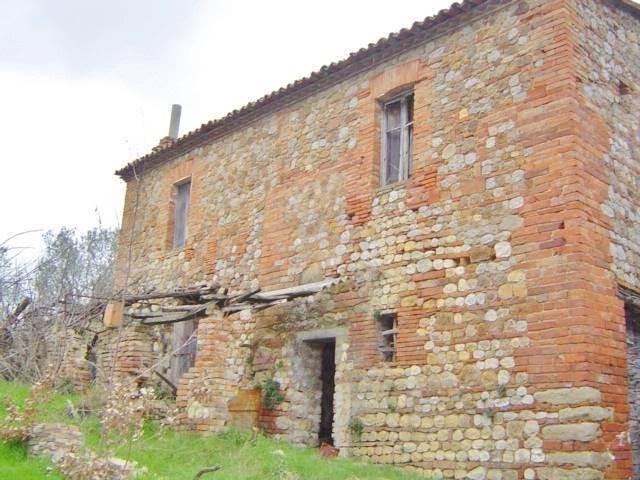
119;278;343;326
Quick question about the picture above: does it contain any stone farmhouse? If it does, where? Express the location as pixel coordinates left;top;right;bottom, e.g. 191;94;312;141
104;0;640;478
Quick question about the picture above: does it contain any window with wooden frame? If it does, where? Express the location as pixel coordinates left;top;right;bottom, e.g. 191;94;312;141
376;312;397;361
381;91;414;185
172;180;191;248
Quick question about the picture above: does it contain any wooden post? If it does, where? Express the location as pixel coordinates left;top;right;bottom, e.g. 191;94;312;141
103;301;124;327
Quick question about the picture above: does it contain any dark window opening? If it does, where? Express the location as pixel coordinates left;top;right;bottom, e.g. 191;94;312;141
173;180;191;248
619;80;631;96
376;312;397;361
381;91;414;185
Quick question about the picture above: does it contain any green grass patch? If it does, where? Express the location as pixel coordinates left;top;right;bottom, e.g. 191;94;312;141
113;425;422;480
0;381;72;479
0;440;63;480
0;381;425;480
0;381;81;424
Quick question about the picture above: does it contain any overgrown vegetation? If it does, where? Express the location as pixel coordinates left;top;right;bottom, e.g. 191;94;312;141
348;417;364;441
0;381;78;480
0;225;118;382
0;371;54;442
258;378;285;410
0;381;424;480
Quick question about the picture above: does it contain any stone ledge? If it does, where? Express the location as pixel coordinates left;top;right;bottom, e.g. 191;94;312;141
540;423;600;442
536;467;604;480
546;451;614;469
533;387;601;406
558;406;613;423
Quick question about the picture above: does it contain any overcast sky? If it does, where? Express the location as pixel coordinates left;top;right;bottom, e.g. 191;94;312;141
0;0;471;255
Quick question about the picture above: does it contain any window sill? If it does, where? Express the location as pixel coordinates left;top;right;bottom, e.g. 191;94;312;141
165;244;193;259
376;179;409;195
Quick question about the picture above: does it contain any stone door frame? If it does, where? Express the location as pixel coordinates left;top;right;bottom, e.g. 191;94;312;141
296;328;349;449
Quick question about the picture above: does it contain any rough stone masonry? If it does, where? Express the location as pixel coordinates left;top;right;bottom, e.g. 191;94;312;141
102;0;640;478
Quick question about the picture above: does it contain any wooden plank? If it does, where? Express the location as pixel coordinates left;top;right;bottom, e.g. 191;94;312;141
161;305;204;312
378;347;396;353
223;299;285;313
171;319;197;383
128;311;163;319
252;279;340;302
140;305;207;326
154;370;178;396
124;285;220;305
103;301;124;327
226;288;261;306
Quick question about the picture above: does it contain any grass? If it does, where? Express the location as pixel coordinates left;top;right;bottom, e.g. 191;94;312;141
0;382;67;479
0;381;425;480
0;439;64;479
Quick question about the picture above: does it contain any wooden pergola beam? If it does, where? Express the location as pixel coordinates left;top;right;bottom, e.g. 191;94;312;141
127;278;342;326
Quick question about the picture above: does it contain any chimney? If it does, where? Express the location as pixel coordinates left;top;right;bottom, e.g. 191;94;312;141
168;104;182;139
153;104;182;152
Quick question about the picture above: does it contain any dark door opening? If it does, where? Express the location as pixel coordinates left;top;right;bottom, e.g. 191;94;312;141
85;334;99;383
319;340;336;445
626;300;640;479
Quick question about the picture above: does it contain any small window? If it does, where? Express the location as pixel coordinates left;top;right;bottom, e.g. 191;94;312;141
619;80;631;96
376;312;397;361
381;91;414;185
173;180;190;248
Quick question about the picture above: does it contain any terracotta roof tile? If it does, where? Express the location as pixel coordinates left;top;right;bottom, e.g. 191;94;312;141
115;0;640;180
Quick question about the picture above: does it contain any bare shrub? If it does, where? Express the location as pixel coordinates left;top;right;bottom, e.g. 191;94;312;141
51;379;155;479
100;380;154;448
0;371;54;442
0;225;118;383
57;449;140;480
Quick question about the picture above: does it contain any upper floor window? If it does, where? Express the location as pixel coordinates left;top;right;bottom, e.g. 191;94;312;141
381;91;413;185
173;180;190;248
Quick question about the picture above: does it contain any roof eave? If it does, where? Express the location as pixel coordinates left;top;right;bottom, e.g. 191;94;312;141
115;0;640;181
115;0;491;181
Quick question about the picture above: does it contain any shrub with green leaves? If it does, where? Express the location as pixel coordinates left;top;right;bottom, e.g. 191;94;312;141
258;378;284;410
348;417;364;441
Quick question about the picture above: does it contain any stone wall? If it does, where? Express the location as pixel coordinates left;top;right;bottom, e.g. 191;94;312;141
46;325;96;391
28;423;144;479
92;305;177;390
577;0;640;293
108;0;640;478
28;423;84;463
573;0;640;477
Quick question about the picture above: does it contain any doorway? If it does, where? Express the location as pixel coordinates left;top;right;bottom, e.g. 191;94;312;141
626;300;640;478
295;328;345;447
171;319;198;384
319;340;336;445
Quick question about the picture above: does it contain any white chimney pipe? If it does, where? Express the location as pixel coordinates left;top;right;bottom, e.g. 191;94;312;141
168;104;182;139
